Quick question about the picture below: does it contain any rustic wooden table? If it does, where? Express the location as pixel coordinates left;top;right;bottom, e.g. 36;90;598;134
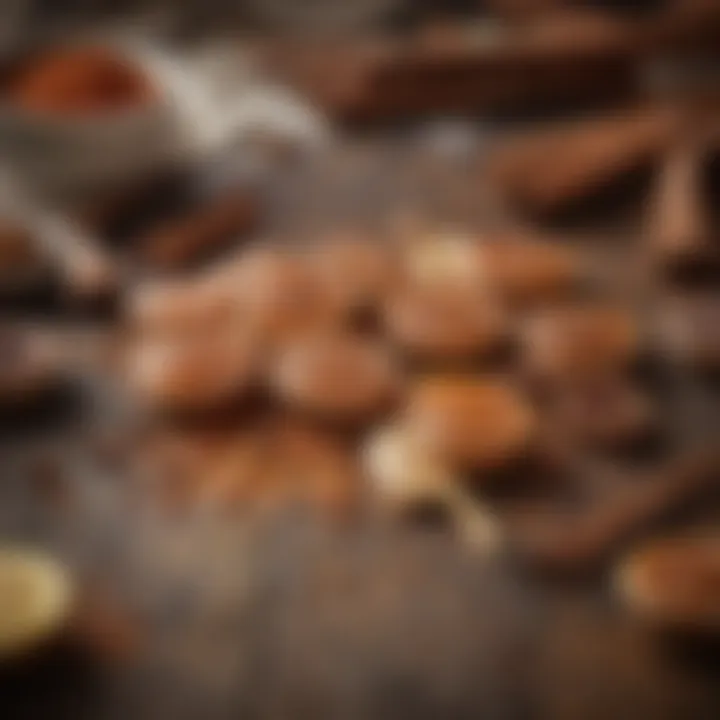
0;131;718;720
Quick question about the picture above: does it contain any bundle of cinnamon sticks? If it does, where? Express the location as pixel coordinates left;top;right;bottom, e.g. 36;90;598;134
266;4;720;121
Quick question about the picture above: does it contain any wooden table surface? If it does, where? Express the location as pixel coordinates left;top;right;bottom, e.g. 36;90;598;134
0;131;718;720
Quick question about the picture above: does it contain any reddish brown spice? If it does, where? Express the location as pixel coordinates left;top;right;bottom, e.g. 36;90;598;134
7;46;156;116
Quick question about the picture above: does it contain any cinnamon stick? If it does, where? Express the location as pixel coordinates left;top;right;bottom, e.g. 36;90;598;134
487;106;679;214
135;189;260;270
645;138;714;269
507;448;720;573
268;16;636;121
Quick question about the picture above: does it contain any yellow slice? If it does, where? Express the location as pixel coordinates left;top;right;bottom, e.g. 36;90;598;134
0;546;73;659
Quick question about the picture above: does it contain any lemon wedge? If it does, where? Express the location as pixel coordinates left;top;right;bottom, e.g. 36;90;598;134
0;546;73;659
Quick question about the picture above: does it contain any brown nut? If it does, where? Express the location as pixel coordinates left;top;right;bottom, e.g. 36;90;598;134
233;248;342;345
615;532;720;634
522;305;638;383
311;233;397;317
126;329;259;415
385;283;506;363
400;231;486;288
126;279;243;337
477;237;581;306
406;377;536;472
272;333;400;423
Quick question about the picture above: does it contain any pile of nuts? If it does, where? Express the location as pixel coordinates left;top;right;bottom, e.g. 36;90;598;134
111;216;719;648
122;229;577;530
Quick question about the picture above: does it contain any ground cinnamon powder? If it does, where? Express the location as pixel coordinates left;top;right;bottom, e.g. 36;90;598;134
8;46;156;115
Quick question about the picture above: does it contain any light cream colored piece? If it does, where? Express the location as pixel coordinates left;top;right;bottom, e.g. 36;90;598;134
364;424;501;554
402;230;487;289
0;546;73;660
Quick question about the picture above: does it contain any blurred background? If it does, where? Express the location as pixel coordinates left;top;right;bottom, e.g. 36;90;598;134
0;2;719;719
